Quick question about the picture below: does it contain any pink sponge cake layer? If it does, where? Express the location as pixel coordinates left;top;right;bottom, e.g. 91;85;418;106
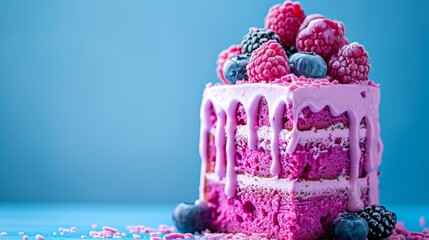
205;174;371;240
206;126;367;180
198;79;382;239
234;99;351;131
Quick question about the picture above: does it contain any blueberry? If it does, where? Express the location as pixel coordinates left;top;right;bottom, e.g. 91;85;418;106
173;201;211;233
288;51;327;78
330;212;369;240
222;54;249;84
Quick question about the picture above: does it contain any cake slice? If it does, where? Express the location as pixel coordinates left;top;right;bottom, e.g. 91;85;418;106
198;78;382;239
177;2;389;239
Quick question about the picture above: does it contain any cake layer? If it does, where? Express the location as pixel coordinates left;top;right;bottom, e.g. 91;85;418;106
204;173;371;240
206;125;367;180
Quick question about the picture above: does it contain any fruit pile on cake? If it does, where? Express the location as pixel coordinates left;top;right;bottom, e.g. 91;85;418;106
174;1;399;240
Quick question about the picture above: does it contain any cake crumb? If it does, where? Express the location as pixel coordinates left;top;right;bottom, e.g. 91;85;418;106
389;221;429;239
35;234;45;240
163;233;194;239
102;226;119;233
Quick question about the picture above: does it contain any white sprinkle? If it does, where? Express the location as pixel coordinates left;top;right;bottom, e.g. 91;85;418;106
420;216;427;227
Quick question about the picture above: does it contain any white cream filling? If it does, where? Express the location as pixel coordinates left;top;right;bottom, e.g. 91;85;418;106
235;125;366;153
208;125;366;158
205;172;369;199
236;125;366;142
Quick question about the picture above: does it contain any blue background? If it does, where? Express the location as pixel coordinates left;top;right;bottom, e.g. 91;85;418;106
0;0;427;205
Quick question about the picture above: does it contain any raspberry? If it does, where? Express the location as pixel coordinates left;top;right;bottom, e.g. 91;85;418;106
264;1;306;47
299;14;325;32
357;205;397;240
241;28;282;55
246;40;290;83
296;14;347;61
328;42;370;83
216;45;242;84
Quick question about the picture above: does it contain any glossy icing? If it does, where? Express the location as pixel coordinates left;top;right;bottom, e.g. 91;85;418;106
199;80;382;212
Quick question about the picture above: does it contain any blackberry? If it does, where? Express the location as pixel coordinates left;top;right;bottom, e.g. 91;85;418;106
357;205;397;240
241;28;282;55
285;45;298;57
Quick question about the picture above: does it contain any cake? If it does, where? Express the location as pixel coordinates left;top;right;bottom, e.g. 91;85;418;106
199;1;385;240
175;1;396;240
199;78;382;239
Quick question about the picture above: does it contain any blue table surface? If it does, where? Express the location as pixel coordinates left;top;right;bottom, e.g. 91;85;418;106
0;203;428;239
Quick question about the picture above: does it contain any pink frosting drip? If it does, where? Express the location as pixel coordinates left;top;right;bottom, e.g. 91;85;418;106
214;110;226;178
199;80;382;211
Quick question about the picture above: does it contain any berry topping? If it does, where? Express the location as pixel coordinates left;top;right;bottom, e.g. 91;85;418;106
216;45;242;84
173;202;211;233
328;42;370;83
330;212;369;240
264;1;305;47
222;54;250;84
357;205;397;240
246;40;290;83
296;14;347;61
299;14;325;32
241;28;282;55
288;51;327;78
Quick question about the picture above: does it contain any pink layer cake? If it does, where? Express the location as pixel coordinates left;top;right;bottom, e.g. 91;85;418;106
187;1;388;239
198;77;382;239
